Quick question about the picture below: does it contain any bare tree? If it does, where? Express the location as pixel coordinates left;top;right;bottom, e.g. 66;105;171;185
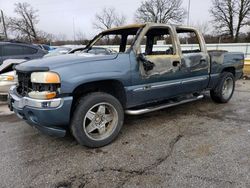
93;7;126;31
192;21;210;35
210;0;250;42
75;30;88;44
55;33;67;41
135;0;186;24
75;30;86;41
247;32;250;42
8;2;39;42
38;31;54;43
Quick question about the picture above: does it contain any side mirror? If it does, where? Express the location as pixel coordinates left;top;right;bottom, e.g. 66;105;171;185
137;54;155;72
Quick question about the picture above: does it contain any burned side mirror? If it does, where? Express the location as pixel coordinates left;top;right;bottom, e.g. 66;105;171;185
137;54;155;72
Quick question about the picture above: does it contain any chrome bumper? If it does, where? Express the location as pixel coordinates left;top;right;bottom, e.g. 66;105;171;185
9;86;62;109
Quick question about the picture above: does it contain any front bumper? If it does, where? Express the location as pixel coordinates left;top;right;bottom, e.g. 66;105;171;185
8;86;73;137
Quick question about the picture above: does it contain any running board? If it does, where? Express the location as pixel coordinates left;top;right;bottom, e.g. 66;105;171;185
125;95;204;115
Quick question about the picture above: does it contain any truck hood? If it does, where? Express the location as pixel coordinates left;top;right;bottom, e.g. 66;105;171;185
16;53;118;71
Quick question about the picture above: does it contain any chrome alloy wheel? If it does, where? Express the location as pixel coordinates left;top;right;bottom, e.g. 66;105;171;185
83;103;118;141
222;77;234;100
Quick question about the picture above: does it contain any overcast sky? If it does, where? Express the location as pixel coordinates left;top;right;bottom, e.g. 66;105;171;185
0;0;212;39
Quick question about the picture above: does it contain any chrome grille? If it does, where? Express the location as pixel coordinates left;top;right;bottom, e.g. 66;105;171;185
16;71;32;97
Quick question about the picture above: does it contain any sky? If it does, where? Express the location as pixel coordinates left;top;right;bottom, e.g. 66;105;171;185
0;0;212;40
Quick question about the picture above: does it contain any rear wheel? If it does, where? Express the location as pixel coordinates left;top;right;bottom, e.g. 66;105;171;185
71;92;124;148
210;72;235;103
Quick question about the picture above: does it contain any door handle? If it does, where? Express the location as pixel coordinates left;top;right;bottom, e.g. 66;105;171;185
172;61;181;67
200;58;206;63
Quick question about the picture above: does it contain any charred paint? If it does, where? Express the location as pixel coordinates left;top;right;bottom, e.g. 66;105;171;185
144;55;180;76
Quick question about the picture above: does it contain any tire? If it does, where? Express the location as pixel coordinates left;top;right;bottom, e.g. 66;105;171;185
71;92;124;148
210;72;235;103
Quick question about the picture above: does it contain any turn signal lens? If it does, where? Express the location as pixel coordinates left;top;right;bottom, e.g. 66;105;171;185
28;91;57;100
45;92;57;99
31;72;60;84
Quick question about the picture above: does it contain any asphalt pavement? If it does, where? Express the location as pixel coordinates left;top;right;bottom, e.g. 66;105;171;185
0;80;249;188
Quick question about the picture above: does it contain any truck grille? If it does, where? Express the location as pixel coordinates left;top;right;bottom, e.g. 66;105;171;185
16;71;32;97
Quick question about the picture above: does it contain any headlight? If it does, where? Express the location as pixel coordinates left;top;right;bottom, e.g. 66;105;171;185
0;75;15;81
29;72;60;100
31;72;60;84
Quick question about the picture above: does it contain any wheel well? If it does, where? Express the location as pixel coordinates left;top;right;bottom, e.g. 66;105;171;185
71;80;127;115
222;67;235;76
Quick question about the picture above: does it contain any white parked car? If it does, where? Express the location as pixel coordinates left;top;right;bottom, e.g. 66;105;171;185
0;71;17;95
0;59;26;95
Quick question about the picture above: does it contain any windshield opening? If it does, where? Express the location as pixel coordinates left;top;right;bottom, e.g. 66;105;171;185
86;27;143;54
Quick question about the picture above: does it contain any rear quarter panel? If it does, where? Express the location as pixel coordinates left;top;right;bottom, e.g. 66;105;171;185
208;51;244;88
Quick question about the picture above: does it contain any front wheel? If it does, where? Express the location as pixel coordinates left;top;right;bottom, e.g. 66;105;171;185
71;92;124;148
210;72;235;103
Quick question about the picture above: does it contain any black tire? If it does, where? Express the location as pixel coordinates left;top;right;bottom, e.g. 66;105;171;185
71;92;124;148
210;72;235;103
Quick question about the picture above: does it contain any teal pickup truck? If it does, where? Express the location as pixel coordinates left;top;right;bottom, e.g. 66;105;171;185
9;23;244;148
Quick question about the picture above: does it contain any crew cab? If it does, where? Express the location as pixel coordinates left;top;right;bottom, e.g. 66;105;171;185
8;23;244;148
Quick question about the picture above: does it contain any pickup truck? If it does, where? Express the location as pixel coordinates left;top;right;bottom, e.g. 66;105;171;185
8;23;244;148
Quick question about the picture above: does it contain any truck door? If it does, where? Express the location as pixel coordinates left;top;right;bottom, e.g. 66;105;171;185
130;26;192;106
175;27;210;92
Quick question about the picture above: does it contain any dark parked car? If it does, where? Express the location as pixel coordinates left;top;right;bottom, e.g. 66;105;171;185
9;24;244;148
0;41;47;65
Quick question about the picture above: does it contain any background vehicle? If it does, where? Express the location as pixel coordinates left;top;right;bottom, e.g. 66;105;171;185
35;44;55;52
0;59;26;74
9;24;244;148
0;59;26;96
0;41;47;65
44;46;116;58
43;47;73;57
78;47;117;55
0;71;16;95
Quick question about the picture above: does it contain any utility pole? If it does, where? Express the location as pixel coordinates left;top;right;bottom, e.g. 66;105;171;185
187;0;191;26
185;0;191;44
1;10;8;39
73;17;76;43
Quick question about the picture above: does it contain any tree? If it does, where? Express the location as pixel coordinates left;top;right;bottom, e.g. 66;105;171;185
193;22;210;35
135;0;186;24
8;2;40;42
75;30;86;41
93;7;126;31
210;0;250;42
